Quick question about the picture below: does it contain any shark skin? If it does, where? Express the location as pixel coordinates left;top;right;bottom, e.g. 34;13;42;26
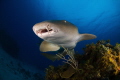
33;20;97;61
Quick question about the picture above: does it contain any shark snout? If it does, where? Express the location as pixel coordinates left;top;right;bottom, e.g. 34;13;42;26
36;29;41;34
33;26;57;38
33;21;61;39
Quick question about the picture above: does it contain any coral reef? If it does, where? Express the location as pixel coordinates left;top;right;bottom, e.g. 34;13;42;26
45;40;120;80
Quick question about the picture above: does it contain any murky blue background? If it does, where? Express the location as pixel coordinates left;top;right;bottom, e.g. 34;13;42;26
0;0;120;71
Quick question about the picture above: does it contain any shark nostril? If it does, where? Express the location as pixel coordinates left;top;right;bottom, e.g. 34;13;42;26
49;29;52;31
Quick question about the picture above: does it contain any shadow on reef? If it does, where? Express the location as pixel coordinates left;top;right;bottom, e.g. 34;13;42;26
0;29;19;58
45;40;120;80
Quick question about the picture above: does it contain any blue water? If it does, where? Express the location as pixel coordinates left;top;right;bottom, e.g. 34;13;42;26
0;0;120;78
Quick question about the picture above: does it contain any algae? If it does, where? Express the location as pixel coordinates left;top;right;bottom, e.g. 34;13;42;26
45;40;120;80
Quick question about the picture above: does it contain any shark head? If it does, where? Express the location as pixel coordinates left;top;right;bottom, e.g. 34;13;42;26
33;20;97;52
33;20;69;40
33;21;57;39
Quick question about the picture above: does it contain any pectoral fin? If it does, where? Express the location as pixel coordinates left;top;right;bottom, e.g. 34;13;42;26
41;53;59;61
41;50;67;61
40;41;60;52
78;34;97;42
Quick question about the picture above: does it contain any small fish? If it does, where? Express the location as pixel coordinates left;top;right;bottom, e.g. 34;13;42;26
33;20;96;61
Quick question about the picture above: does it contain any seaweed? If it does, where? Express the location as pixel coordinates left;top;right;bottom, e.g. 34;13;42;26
45;40;120;80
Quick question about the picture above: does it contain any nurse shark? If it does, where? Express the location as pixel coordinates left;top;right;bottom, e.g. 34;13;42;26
33;20;96;61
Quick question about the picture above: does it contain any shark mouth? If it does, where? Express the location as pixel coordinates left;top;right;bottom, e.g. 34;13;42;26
37;28;53;33
36;26;54;37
